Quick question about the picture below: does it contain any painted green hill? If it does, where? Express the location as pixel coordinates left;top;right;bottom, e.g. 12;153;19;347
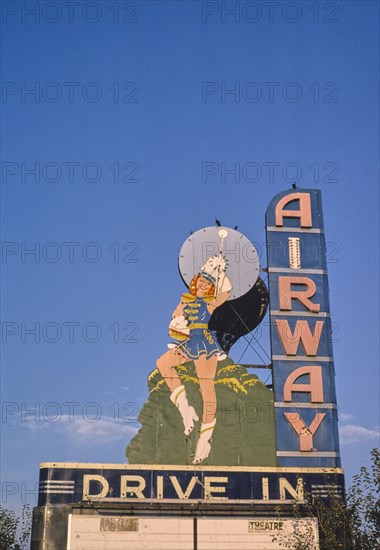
126;357;276;466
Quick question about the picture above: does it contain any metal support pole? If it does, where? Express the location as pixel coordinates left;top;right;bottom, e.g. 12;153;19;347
193;517;198;550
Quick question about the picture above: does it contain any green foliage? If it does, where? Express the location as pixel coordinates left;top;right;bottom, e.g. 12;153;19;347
126;357;276;466
0;505;31;550
272;448;380;550
314;447;379;549
346;447;380;549
0;506;18;550
271;513;319;550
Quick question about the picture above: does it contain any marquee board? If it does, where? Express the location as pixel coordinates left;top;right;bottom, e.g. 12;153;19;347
31;188;344;549
65;515;319;550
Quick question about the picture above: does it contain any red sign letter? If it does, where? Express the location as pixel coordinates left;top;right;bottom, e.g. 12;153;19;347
275;319;324;356
283;366;324;402
284;412;325;451
275;192;312;228
279;276;321;313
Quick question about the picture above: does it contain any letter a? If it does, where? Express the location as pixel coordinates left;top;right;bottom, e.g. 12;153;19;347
283;365;324;402
275;192;312;228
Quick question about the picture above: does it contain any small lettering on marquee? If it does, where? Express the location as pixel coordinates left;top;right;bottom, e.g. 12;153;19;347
249;520;284;533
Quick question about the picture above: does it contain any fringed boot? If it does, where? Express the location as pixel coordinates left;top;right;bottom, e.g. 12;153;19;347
192;419;216;464
170;385;199;436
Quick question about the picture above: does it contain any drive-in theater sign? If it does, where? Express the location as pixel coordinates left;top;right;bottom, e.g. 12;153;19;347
31;188;343;550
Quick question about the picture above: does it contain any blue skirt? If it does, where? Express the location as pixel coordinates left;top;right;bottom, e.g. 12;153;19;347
177;329;222;360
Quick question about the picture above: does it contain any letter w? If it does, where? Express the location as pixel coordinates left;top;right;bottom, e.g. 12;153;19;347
275;319;323;356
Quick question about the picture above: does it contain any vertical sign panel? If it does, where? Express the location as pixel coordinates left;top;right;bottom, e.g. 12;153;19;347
266;189;341;468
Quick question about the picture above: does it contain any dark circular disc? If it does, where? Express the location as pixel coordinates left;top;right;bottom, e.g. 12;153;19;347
208;277;269;353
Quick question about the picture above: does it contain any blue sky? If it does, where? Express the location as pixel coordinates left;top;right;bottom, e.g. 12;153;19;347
1;0;379;515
